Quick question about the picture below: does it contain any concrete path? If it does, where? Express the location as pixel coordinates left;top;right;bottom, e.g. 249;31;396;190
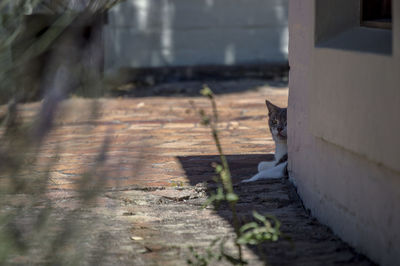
20;81;374;265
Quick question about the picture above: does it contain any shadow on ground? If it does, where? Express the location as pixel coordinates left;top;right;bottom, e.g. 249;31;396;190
107;65;289;98
178;154;271;185
177;154;375;265
110;79;288;98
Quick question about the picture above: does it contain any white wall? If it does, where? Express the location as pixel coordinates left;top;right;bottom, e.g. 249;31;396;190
289;1;400;265
104;0;288;71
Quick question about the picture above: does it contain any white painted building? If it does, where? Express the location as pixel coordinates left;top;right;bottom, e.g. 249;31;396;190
104;0;288;71
288;1;399;265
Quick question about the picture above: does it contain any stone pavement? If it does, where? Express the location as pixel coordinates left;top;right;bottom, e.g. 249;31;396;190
17;80;374;265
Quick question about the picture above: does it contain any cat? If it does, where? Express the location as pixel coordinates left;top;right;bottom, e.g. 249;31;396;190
242;100;288;182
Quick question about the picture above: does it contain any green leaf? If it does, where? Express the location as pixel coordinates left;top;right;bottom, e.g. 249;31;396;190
226;193;238;203
220;170;229;182
214;164;223;174
252;211;267;223
239;222;258;233
200;85;213;98
202;195;216;208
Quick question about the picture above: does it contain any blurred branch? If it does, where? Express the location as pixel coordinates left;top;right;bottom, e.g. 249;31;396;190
0;0;123;264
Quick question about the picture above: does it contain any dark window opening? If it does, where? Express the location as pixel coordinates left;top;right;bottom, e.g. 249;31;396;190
361;0;392;29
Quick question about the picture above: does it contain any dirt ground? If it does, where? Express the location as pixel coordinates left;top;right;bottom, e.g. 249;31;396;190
11;79;375;265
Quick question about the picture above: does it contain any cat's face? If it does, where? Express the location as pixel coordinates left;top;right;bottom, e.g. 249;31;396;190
266;100;287;142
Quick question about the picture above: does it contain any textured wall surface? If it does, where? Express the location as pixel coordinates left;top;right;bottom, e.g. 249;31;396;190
104;0;288;71
288;1;400;266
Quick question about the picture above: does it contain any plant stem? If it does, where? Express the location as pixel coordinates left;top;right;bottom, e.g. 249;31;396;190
208;95;243;265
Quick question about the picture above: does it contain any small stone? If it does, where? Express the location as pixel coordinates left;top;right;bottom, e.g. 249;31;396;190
131;236;144;241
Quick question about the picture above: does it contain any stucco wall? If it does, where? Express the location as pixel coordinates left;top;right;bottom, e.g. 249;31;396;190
288;1;400;265
104;0;288;71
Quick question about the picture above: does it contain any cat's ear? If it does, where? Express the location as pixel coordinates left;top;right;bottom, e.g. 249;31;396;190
265;100;279;115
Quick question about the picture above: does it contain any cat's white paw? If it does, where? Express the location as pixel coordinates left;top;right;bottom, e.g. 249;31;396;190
243;163;287;183
241;173;262;183
258;161;275;172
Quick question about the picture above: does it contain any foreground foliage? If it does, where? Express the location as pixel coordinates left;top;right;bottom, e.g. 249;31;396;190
0;1;123;264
